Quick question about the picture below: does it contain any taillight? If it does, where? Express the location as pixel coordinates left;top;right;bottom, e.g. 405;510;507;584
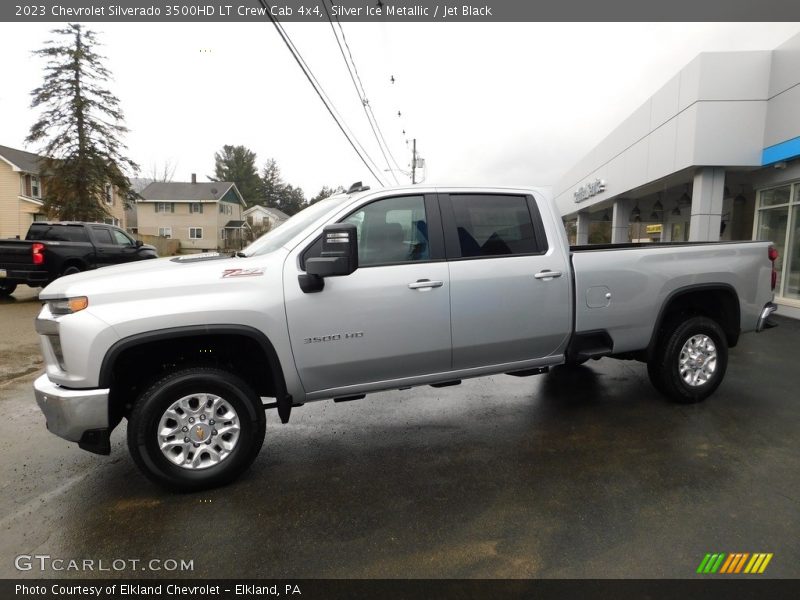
32;242;45;266
768;246;778;262
769;245;778;291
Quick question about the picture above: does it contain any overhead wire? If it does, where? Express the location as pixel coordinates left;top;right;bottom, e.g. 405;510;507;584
320;0;406;184
256;0;388;186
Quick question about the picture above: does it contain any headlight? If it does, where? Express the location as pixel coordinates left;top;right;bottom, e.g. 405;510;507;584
47;296;89;315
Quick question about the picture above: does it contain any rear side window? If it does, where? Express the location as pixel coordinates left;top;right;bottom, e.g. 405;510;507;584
449;194;541;257
27;225;89;242
92;227;114;245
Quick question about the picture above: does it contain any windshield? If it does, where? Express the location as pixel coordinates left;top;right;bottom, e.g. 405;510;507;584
241;196;345;257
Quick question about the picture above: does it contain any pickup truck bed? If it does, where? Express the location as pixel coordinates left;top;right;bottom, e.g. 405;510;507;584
569;241;773;361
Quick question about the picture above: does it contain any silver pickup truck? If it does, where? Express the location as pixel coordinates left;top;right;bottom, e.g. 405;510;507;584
32;185;779;490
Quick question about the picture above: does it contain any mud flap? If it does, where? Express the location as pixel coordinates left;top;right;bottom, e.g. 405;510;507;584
277;394;293;424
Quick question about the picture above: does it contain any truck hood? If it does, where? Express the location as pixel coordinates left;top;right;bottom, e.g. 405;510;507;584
39;252;283;301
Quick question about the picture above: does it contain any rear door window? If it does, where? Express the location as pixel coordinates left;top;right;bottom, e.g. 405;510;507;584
92;227;114;245
447;194;544;258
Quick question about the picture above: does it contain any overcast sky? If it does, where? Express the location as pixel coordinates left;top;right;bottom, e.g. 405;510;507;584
1;22;798;198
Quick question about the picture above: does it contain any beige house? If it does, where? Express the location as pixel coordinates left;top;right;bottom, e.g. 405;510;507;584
243;204;289;231
137;177;247;253
0;144;127;239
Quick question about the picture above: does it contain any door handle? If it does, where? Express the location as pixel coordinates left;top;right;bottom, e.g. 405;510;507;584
408;279;443;290
534;270;562;280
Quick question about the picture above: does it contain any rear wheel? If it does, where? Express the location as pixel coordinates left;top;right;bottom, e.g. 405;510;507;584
127;367;266;491
61;265;81;277
648;316;728;403
0;282;17;298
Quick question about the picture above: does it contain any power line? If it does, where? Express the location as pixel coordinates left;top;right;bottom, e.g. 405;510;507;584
320;0;398;185
321;0;408;183
256;1;387;186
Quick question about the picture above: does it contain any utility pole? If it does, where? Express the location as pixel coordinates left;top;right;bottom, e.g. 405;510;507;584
411;138;416;185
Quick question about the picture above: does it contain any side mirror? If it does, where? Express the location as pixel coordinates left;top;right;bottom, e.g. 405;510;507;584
300;223;358;293
135;240;144;248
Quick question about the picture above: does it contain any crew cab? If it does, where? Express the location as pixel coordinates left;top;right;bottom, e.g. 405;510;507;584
31;185;779;490
0;222;157;297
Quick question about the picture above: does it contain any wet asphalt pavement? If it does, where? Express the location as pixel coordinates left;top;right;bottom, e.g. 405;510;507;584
0;286;798;579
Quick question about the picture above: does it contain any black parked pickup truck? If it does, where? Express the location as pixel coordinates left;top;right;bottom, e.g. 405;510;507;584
0;222;158;297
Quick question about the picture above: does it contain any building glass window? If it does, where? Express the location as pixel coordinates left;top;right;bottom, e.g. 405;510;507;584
190;203;203;214
31;175;41;199
156;202;174;213
104;184;113;205
189;227;203;239
158;227;172;238
756;183;797;300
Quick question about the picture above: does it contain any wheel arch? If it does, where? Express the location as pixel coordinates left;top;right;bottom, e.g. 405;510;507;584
100;325;291;428
646;283;741;359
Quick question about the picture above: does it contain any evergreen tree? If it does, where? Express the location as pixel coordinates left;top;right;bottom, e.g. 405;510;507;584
278;184;307;216
259;158;285;209
27;23;138;221
211;145;261;204
309;185;344;205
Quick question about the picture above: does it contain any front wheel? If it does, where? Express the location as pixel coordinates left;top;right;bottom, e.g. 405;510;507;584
648;316;728;403
127;367;266;491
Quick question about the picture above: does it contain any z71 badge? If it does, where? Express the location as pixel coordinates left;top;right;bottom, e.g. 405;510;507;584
221;268;265;278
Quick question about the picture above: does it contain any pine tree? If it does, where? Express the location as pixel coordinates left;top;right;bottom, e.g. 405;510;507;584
210;145;261;204
27;23;138;221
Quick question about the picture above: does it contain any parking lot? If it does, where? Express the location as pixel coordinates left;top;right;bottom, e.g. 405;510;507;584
0;285;798;579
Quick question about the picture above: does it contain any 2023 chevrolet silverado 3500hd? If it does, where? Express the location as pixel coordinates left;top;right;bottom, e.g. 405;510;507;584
32;185;779;490
0;222;158;297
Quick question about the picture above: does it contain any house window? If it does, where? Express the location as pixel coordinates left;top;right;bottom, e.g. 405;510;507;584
158;227;172;238
246;215;254;225
31;175;41;199
155;202;174;213
219;203;232;215
104;184;113;205
190;202;203;214
220;228;227;240
103;218;121;226
189;227;203;239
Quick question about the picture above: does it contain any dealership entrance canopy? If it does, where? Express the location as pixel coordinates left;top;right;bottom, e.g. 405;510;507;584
556;32;800;317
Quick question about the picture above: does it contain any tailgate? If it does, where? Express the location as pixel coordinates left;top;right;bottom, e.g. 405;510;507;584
0;241;34;266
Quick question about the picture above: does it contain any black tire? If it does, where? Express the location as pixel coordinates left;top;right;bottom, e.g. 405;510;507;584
62;265;81;277
127;367;266;491
0;282;17;298
648;316;728;403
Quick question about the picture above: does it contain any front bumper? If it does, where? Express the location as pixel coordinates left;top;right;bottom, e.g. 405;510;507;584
756;302;778;332
33;374;110;453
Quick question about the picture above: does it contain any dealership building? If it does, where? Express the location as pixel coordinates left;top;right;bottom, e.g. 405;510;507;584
555;32;800;318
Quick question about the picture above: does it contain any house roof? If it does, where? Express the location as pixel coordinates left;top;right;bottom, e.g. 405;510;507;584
0;144;43;174
139;181;241;202
224;220;246;228
243;204;290;221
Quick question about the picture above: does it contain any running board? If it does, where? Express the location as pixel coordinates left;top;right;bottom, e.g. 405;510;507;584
430;380;461;388
506;367;549;377
334;394;366;403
